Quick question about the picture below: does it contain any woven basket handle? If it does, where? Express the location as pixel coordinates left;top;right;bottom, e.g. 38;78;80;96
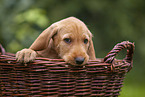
0;44;5;55
104;41;134;71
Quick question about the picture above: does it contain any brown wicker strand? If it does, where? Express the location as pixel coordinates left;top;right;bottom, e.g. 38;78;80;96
0;44;5;55
104;41;134;72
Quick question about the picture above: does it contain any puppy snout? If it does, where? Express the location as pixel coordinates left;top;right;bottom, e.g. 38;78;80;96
75;57;85;65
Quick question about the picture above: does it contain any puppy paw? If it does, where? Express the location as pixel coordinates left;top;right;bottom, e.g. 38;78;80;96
16;49;37;64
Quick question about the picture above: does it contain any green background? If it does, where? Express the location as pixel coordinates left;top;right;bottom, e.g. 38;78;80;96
0;0;145;96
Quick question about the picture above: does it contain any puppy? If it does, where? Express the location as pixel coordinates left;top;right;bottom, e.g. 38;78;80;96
16;17;96;65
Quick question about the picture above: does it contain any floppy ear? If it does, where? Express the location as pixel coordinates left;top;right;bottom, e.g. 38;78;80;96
29;24;58;51
88;39;96;60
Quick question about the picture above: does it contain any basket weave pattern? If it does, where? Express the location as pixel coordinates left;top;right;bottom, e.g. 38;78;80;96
0;41;134;97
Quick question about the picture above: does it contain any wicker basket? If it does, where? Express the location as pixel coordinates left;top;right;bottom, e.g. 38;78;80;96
0;41;134;97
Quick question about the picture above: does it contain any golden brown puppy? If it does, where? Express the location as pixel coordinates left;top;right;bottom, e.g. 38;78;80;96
16;17;96;65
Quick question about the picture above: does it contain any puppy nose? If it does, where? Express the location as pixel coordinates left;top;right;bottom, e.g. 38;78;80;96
75;57;84;65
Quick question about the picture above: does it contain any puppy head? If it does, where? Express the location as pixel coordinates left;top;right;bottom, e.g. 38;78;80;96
53;17;95;65
30;17;96;65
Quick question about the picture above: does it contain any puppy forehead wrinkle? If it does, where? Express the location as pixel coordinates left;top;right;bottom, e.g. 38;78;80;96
62;33;72;39
62;32;89;40
83;34;90;40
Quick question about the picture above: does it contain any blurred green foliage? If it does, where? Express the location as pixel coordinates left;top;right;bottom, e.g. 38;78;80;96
0;0;145;96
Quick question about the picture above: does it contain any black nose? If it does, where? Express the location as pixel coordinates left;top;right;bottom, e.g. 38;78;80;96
75;57;85;64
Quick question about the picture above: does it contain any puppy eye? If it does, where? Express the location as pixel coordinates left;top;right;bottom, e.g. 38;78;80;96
64;38;71;43
84;39;88;44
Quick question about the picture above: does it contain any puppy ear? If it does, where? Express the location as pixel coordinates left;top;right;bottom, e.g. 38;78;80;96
29;24;58;51
88;39;96;60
